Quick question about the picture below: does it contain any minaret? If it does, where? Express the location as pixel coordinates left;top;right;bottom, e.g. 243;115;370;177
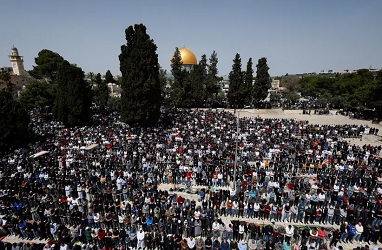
9;47;25;75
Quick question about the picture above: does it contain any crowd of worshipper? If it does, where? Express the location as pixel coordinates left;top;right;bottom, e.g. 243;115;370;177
0;108;381;250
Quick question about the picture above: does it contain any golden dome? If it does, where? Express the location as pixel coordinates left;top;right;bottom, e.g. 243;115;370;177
172;47;197;65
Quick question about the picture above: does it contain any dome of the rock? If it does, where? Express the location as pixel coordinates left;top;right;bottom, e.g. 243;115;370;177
172;47;197;65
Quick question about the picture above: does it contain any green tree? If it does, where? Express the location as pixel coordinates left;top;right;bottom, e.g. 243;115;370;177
206;51;221;103
0;88;30;152
243;57;254;105
198;54;208;102
285;91;300;103
119;24;162;126
93;73;109;109
95;73;103;86
29;49;65;82
199;54;208;78
253;57;271;103
107;96;121;112
227;53;244;108
299;76;319;97
330;95;346;109
116;75;123;85
281;75;300;92
104;70;116;84
19;80;55;110
170;47;187;107
86;72;95;83
270;92;281;103
295;69;382;113
357;69;374;86
368;70;382;118
188;64;205;107
316;92;332;107
53;61;92;126
159;68;169;105
0;71;13;92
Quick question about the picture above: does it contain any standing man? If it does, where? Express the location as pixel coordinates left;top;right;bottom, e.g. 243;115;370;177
284;225;294;244
353;222;363;242
136;227;145;249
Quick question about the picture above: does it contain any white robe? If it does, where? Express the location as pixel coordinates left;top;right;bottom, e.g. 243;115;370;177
137;230;145;249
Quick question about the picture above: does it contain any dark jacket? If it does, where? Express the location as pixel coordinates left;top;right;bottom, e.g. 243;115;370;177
221;240;230;250
230;241;238;250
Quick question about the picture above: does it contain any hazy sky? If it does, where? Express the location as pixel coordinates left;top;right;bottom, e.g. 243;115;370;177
1;0;381;77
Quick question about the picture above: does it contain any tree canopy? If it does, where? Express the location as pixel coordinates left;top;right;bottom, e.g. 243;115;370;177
168;49;222;108
297;69;382;117
53;61;92;127
187;64;205;107
119;23;162;126
253;57;271;103
29;49;65;82
104;70;116;84
93;73;109;109
227;53;244;108
0;87;30;152
206;51;221;101
170;47;187;108
0;71;13;91
19;80;55;110
243;57;254;105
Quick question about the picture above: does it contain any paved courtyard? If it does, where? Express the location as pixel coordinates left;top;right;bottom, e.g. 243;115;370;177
1;109;381;250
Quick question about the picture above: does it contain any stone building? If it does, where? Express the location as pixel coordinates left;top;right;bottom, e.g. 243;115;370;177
1;47;32;91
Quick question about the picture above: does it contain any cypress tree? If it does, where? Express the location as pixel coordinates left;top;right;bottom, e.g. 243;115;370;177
104;70;116;84
93;73;109;109
206;51;220;101
119;24;162;126
243;58;254;105
253;57;271;103
198;54;208;103
227;53;244;108
170;47;187;108
53;61;92;126
188;64;204;107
